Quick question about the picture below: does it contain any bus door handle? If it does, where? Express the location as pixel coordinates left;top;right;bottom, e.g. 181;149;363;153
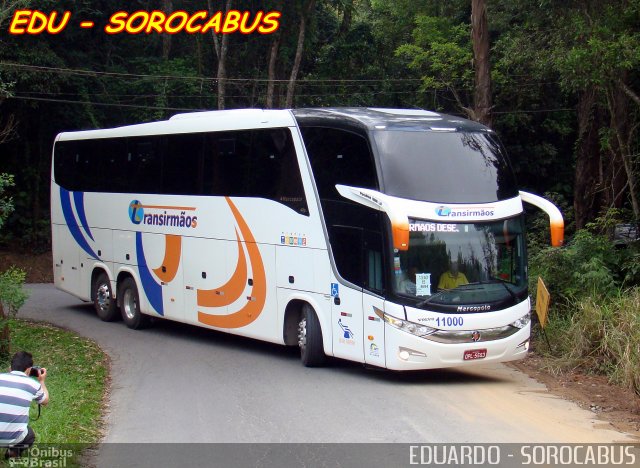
334;297;341;305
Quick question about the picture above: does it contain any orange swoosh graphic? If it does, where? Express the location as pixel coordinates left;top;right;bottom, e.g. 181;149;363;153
153;235;182;283
196;229;247;307
198;197;266;329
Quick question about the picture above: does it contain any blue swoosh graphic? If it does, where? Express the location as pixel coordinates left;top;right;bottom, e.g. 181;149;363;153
73;191;94;241
135;232;164;316
60;187;98;260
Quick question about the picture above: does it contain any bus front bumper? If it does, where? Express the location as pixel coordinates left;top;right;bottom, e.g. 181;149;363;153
383;322;530;371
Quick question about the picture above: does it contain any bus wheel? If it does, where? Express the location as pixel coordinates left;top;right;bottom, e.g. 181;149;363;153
119;278;150;330
92;273;119;322
298;304;325;367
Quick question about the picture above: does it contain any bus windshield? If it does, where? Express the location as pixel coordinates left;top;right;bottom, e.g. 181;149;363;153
374;130;518;203
393;216;527;311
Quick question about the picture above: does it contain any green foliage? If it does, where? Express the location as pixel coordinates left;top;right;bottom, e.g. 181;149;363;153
0;173;15;231
396;15;472;109
0;266;28;316
548;288;640;393
530;230;621;308
0;173;28;355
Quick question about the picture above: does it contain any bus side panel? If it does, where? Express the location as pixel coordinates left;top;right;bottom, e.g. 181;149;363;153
52;224;81;297
82;228;114;300
206;243;279;344
183;236;229;332
141;232;184;322
275;246;326;293
113;230;136;267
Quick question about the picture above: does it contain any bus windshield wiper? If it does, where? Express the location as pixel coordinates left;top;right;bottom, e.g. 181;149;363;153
464;279;517;301
415;292;445;308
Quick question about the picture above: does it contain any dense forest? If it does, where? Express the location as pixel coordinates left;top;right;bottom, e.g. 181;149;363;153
1;0;639;390
0;0;639;247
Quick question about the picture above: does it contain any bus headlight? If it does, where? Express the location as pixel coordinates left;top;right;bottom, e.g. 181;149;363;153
373;308;436;338
510;313;531;329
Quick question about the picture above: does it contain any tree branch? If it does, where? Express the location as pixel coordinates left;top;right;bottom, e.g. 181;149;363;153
619;80;640;107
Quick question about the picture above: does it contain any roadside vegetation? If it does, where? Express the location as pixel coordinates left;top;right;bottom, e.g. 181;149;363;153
0;320;108;444
528;209;640;395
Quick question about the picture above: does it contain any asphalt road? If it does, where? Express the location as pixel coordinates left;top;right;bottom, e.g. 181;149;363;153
19;284;636;466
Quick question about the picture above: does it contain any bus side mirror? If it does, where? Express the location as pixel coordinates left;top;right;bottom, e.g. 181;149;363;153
519;191;564;247
335;184;410;251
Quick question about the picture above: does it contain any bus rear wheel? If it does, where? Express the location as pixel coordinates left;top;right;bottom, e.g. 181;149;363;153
298;304;325;367
119;278;150;330
92;272;119;322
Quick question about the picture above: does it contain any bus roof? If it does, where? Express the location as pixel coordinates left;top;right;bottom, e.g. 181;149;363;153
292;107;490;133
55;107;490;142
55;109;296;141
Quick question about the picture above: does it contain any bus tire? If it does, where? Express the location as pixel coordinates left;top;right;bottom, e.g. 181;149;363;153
119;277;150;330
298;304;325;367
92;272;119;322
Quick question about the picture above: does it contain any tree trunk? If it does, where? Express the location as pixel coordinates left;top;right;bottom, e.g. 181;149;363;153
471;0;492;127
162;0;173;60
266;0;284;109
285;0;316;108
574;88;606;229
266;34;282;109
207;0;221;60
208;0;233;110
337;0;354;40
217;31;230;110
608;80;640;221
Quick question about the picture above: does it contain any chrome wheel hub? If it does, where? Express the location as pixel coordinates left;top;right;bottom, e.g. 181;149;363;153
297;317;307;348
123;289;137;320
96;284;111;311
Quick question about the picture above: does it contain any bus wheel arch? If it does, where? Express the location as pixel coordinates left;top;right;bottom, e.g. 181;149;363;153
297;303;326;367
91;268;119;322
283;300;306;346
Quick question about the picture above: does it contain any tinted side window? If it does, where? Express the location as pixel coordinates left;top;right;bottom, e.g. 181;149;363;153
250;128;308;215
53;128;309;215
300;127;378;200
126;136;162;193
205;130;252;197
164;133;205;195
300;126;384;291
54;138;127;192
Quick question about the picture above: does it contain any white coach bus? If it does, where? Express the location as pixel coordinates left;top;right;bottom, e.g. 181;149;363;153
51;108;563;370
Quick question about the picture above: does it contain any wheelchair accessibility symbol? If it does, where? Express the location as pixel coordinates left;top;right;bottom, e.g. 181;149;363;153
331;283;339;297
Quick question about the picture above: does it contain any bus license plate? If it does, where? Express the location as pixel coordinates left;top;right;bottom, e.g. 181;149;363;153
463;349;487;361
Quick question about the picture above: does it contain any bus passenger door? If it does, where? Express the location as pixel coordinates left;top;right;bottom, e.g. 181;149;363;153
330;226;365;363
331;283;364;362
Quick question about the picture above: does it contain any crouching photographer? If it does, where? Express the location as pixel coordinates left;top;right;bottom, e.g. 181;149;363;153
0;351;50;458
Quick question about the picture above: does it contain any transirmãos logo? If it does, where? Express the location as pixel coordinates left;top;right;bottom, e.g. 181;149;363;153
435;206;451;216
128;200;198;228
435;205;495;218
129;200;144;224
